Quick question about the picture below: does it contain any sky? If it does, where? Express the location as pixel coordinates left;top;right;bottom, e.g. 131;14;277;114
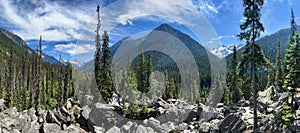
0;0;299;65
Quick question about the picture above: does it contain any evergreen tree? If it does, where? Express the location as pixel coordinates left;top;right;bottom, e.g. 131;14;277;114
146;54;153;92
0;49;3;99
266;59;275;88
225;46;243;104
57;54;64;107
95;5;102;100
275;40;283;92
100;30;115;103
284;9;300;109
237;0;265;131
35;35;42;110
7;49;15;108
138;51;147;94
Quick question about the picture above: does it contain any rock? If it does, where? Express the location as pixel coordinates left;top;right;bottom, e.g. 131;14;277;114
81;106;90;120
46;111;60;125
176;123;188;131
106;126;121;133
93;126;105;133
279;92;289;101
199;122;210;132
136;125;154;133
184;109;198;123
296;110;300;120
120;121;137;133
22;122;39;133
200;105;217;121
54;108;68;124
2;107;19;118
0;99;4;111
156;98;169;109
147;117;161;128
217;103;224;108
156;107;166;116
60;106;71;118
65;98;74;110
28;108;37;122
111;93;120;107
88;103;123;130
67;124;83;133
209;119;221;131
218;114;246;132
43;123;66;133
160;121;176;132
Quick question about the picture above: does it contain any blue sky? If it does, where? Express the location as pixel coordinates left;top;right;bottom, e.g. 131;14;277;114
0;0;299;65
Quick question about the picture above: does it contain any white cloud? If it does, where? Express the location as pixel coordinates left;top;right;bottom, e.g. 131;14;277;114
0;0;94;41
54;43;94;55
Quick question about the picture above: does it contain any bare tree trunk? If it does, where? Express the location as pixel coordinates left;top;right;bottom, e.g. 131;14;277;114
252;21;258;132
8;59;16;108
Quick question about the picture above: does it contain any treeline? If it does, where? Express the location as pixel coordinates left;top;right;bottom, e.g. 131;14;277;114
0;36;74;111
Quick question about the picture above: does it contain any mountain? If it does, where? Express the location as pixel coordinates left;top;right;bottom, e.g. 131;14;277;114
210;44;245;58
79;24;210;70
0;28;60;64
226;25;300;63
79;24;219;87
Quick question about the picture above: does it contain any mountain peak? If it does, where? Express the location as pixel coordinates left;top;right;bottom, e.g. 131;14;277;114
154;23;177;32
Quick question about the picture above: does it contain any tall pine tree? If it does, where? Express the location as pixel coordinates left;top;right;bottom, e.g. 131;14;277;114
95;5;102;102
284;9;300;109
275;40;283;92
224;46;243;104
100;30;115;103
237;0;265;131
138;51;147;94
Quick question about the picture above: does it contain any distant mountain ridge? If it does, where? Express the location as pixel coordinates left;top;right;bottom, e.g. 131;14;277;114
0;28;60;64
226;25;300;63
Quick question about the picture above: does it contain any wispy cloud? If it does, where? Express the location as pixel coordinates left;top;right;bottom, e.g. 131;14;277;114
54;43;94;55
0;0;94;41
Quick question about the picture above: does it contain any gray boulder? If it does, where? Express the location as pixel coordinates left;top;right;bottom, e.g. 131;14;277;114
218;114;246;132
88;103;123;130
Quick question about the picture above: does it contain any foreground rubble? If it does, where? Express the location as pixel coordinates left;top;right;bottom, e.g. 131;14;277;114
0;86;299;133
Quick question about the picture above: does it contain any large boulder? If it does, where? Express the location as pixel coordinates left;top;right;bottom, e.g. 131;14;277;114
88;103;123;130
218;114;246;132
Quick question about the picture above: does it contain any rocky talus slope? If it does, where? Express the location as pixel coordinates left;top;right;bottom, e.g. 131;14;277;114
0;87;299;133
